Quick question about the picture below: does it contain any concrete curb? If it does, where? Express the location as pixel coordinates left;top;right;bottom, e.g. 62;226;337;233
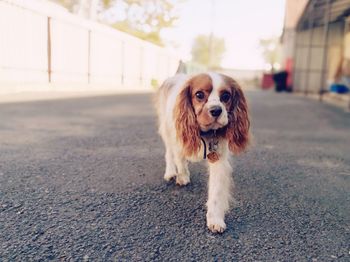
294;91;350;112
0;88;154;104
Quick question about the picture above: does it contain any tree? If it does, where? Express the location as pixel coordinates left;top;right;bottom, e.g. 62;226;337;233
51;0;180;46
105;0;179;46
259;37;282;72
191;34;226;69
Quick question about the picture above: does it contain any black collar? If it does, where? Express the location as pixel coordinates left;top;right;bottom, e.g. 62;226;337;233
200;129;216;137
200;130;215;160
200;137;207;159
200;127;226;138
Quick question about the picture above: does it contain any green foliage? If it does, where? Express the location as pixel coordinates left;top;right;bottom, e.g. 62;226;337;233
191;34;226;69
50;0;180;46
105;0;179;46
51;0;80;12
151;78;159;89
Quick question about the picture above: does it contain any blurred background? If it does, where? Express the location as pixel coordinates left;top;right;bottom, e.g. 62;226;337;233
0;0;349;108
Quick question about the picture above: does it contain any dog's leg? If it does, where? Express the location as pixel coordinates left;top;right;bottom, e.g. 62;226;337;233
159;124;190;185
163;147;177;181
160;127;177;181
173;151;190;186
159;122;177;181
206;157;233;233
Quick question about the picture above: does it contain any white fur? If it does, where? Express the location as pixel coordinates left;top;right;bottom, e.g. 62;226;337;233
156;73;234;233
207;72;229;127
206;141;233;233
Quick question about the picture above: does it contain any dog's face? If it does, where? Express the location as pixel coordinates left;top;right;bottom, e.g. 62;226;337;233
190;73;232;132
174;73;250;157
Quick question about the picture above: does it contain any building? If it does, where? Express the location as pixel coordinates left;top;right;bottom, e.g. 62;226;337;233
281;0;308;88
282;0;350;109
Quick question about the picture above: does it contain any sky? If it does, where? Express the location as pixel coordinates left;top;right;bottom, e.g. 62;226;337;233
161;0;286;70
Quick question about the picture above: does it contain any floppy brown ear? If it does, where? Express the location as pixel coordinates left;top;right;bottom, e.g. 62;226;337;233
174;82;201;157
225;78;250;154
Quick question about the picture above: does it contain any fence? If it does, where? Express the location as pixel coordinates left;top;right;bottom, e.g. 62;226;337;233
0;0;180;92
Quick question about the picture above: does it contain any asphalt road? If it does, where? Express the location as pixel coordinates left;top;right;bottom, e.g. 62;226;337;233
0;91;349;261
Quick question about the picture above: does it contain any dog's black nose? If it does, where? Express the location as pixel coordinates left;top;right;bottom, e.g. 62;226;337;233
209;106;222;117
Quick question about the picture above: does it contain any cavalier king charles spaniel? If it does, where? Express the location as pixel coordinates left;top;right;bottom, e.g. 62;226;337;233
155;72;250;233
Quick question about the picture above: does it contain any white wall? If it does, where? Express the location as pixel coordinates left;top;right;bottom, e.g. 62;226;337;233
0;0;179;92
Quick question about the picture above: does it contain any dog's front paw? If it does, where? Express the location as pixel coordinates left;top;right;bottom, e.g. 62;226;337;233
175;174;190;186
207;216;226;233
164;172;176;182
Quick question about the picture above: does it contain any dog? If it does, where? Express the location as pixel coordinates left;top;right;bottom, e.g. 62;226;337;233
155;72;250;233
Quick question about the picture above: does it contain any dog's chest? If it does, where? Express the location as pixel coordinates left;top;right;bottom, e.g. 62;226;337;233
186;137;221;163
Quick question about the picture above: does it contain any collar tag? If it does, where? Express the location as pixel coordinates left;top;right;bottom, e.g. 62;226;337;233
207;152;220;163
201;129;220;162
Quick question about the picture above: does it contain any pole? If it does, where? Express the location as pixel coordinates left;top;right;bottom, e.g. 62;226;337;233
304;1;315;96
47;17;52;83
319;0;332;101
88;30;91;84
208;0;215;69
121;41;125;86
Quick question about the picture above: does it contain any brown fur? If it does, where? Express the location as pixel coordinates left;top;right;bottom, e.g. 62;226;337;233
222;75;250;154
173;80;202;157
189;74;214;128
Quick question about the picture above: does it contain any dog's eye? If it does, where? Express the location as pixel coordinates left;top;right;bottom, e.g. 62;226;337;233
220;92;231;103
195;91;205;100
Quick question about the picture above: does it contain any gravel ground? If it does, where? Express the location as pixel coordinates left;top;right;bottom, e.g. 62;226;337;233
0;91;349;261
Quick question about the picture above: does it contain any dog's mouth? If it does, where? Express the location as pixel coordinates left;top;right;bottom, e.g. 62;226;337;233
197;110;228;132
200;122;226;132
